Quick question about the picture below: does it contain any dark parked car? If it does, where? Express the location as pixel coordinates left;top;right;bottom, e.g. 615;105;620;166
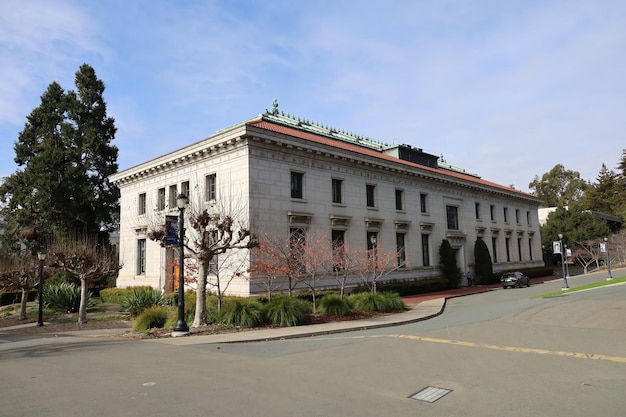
500;272;530;289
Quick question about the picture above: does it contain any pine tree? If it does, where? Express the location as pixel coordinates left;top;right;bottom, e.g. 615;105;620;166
582;164;620;217
0;64;119;249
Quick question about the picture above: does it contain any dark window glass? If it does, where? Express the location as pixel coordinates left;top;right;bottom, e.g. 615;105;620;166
332;179;343;204
446;205;459;230
366;184;376;207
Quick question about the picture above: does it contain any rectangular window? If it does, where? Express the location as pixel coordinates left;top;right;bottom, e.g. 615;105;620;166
528;238;533;261
157;188;166;211
515;209;520;225
396;233;406;268
137;239;146;275
503;207;509;223
332;230;346;271
138;193;146;215
205;173;217;201
421;234;430;266
505;237;511;262
420;193;428;213
367;231;378;269
475;202;481;220
490;205;495;221
168;185;177;208
289;228;306;273
332;178;343;204
526;211;531;225
291;172;304;199
517;238;522;261
446;205;459;230
395;189;404;211
181;181;190;198
366;184;376;208
209;254;218;275
491;237;498;263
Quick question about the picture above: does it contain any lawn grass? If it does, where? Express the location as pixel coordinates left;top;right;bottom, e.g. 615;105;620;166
533;275;626;299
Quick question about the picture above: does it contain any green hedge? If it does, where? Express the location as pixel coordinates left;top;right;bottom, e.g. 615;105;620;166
353;278;449;296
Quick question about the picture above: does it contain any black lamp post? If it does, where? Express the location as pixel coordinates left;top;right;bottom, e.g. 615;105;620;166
173;193;190;336
558;233;569;290
604;237;613;280
37;252;46;327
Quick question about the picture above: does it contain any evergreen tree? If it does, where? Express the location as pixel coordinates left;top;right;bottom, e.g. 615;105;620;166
582;164;620;217
0;64;119;249
473;237;493;284
438;239;461;289
540;205;610;249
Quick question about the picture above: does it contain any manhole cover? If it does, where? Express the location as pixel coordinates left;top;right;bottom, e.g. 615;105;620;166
409;386;452;403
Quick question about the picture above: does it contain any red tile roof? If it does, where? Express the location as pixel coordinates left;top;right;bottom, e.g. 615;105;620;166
246;118;538;200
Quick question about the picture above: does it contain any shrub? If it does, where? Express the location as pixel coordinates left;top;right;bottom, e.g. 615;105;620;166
44;282;93;313
349;292;406;313
439;239;462;289
317;294;352;316
121;287;164;316
353;278;449;296
99;288;129;305
473;238;494;284
133;306;170;332
263;295;312;327
218;298;264;328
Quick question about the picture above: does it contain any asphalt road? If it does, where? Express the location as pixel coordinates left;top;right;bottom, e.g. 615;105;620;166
1;270;624;417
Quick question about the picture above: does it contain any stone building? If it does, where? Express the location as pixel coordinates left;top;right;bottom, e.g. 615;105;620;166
110;103;543;295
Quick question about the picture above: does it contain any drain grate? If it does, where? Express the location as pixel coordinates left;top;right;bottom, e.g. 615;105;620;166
409;386;452;403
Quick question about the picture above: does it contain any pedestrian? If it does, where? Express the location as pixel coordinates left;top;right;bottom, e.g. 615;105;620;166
466;270;473;287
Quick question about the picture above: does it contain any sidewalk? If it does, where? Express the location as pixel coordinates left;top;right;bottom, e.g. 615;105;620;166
2;279;541;344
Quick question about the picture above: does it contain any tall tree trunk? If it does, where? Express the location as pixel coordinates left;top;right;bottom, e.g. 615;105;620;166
19;287;28;320
78;277;89;324
192;261;209;328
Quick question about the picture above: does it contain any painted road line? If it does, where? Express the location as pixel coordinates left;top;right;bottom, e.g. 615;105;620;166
317;334;626;364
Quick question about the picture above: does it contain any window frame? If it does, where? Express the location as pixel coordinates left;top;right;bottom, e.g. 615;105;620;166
420;193;428;214
446;205;459;230
137;239;146;275
396;232;406;268
291;171;304;200
366;184;376;208
157;188;166;211
205;173;217;202
395;189;404;211
138;193;147;215
331;178;343;204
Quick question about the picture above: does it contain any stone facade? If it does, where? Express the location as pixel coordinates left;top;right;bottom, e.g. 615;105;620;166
110;106;543;295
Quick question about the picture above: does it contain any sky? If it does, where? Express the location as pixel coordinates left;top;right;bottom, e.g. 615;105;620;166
1;0;625;193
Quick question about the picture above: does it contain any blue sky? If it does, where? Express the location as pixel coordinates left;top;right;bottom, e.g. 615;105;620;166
1;0;625;193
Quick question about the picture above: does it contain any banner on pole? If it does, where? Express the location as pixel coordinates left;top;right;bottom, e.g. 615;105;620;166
552;241;561;254
600;242;607;253
165;215;179;245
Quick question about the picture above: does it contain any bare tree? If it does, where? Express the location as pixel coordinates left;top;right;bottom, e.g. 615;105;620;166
351;246;400;294
249;236;289;300
206;247;250;311
148;200;257;327
0;253;41;320
49;236;120;324
571;239;602;274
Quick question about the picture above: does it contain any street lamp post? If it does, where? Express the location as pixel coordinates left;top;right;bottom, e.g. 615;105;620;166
604;237;613;280
37;252;46;327
564;245;571;279
558;233;569;290
173;193;190;336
